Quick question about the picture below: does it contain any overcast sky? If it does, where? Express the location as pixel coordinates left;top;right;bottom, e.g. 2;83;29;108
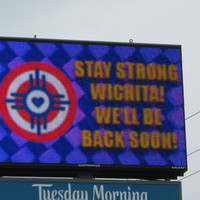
0;0;199;199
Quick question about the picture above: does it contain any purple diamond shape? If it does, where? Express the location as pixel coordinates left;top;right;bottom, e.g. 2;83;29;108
65;127;81;147
168;108;184;128
72;81;85;99
8;57;25;70
66;149;87;164
7;41;31;56
165;49;181;63
63;59;76;80
93;150;114;164
0;147;9;161
39;148;61;163
167;86;183;106
176;130;186;151
43;138;59;148
73;107;86;125
41;58;55;66
169;151;186;166
35;42;57;57
11;147;35;163
0;125;8;140
115;46;136;61
144;151;167;165
89;45;110;59
140;47;162;62
118;150;141;165
62;44;83;58
10;132;27;147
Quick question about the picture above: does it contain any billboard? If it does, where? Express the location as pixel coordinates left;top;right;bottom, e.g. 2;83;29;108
0;178;182;200
0;37;187;178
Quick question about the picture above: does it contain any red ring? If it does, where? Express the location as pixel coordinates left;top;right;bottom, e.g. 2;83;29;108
0;62;77;142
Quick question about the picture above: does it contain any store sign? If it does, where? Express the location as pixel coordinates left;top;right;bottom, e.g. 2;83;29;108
0;178;181;200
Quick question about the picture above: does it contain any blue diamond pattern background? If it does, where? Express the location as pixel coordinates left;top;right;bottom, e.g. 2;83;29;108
0;40;186;168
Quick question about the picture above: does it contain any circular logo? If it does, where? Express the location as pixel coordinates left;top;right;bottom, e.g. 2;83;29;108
0;62;77;142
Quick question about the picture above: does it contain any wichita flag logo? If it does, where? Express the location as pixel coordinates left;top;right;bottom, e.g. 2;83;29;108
0;62;77;142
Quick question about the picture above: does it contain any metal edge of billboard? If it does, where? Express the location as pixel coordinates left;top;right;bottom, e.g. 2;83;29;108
0;36;187;179
0;36;182;48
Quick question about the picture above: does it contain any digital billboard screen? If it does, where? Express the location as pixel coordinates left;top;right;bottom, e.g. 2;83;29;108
0;37;187;179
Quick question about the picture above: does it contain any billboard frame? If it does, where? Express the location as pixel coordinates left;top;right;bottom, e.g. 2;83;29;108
0;36;187;179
